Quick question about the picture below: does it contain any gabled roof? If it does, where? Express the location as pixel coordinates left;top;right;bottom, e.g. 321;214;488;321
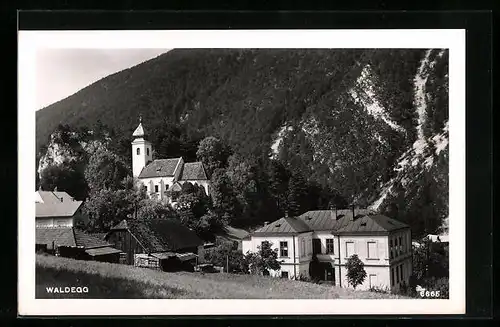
179;162;208;180
253;217;312;235
35;191;83;218
335;214;409;234
132;122;146;138
138;158;182;178
36;227;114;249
216;225;249;240
110;219;204;253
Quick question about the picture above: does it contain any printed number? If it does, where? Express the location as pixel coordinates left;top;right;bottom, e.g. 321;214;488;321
420;290;440;297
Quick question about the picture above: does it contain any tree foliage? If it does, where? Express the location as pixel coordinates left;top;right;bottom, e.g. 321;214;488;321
84;147;130;192
345;254;367;289
196;136;231;177
39;162;89;200
243;241;282;275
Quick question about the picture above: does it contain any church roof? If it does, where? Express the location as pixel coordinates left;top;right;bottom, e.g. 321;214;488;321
179;162;208;180
132;122;146;138
35;191;83;218
138;158;182;178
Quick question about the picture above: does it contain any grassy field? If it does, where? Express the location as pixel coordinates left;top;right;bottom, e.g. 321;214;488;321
36;254;407;299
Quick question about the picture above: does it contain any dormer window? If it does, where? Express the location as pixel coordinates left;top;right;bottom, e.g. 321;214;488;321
137;148;140;155
147;148;150;156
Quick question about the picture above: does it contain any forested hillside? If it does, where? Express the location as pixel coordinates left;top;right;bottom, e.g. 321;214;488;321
36;49;449;237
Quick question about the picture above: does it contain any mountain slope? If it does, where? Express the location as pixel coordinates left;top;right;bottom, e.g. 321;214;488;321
36;49;449;236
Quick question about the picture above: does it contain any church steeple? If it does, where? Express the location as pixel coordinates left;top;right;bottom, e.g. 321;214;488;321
131;115;152;178
132;114;146;139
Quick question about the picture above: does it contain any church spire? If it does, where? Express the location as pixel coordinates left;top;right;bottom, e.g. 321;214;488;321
132;114;146;139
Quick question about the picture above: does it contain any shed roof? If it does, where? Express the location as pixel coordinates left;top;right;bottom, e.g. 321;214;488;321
35;191;83;218
111;219;204;253
85;246;122;256
179;162;208;180
138;158;181;178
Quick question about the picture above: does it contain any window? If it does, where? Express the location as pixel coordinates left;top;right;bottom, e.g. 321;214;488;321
260;241;269;252
389;239;393;259
346;241;354;257
154;185;159;193
396;266;400;283
367;241;377;259
400;264;404;281
147;148;150;156
137;148;140;155
369;274;377;288
280;241;288;257
391;268;395;285
301;239;306;257
326;239;334;254
263;270;270;276
399;236;403;254
281;271;289;279
312;239;321;255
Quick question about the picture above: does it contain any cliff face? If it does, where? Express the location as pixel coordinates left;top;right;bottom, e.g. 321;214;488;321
36;49;449;234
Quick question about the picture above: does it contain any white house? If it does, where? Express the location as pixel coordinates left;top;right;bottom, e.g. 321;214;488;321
242;209;412;292
131;119;210;204
35;189;85;228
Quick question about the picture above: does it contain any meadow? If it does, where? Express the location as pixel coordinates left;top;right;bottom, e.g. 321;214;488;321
36;254;407;299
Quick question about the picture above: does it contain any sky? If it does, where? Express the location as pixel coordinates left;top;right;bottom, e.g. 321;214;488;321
35;48;170;110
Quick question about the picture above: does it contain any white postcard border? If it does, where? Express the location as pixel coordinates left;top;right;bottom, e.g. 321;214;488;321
18;29;466;316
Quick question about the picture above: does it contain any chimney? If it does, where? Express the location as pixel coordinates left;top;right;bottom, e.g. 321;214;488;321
38;185;42;191
329;204;337;220
264;221;269;226
284;210;289;218
54;186;58;192
351;205;356;220
60;197;63;202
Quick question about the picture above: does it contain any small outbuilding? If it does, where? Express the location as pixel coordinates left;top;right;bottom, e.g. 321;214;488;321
105;218;205;272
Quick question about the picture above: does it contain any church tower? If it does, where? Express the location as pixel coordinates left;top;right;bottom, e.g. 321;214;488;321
131;117;152;178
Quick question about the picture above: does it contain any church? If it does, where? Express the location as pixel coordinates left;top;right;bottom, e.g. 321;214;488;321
131;119;210;205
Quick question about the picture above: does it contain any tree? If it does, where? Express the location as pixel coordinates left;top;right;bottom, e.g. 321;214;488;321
345;254;367;290
204;240;246;273
286;170;309;216
39;162;89;200
210;168;241;224
84;147;130;192
268;160;291;215
196;136;230;177
243;241;282;275
176;182;212;233
82;188;135;232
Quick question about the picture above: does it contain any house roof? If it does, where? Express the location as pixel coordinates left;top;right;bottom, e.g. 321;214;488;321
138;158;181;178
110;219;204;253
179;162;208;180
297;209;376;231
36;227;114;249
35;191;83;218
335;214;409;234
253;217;312;235
132;122;146;138
36;227;76;247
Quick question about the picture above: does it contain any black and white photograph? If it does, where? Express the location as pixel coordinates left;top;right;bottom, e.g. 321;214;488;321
18;29;466;315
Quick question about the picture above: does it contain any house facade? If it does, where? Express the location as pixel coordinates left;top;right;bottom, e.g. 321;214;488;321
131;119;210;204
35;189;86;227
242;209;412;292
